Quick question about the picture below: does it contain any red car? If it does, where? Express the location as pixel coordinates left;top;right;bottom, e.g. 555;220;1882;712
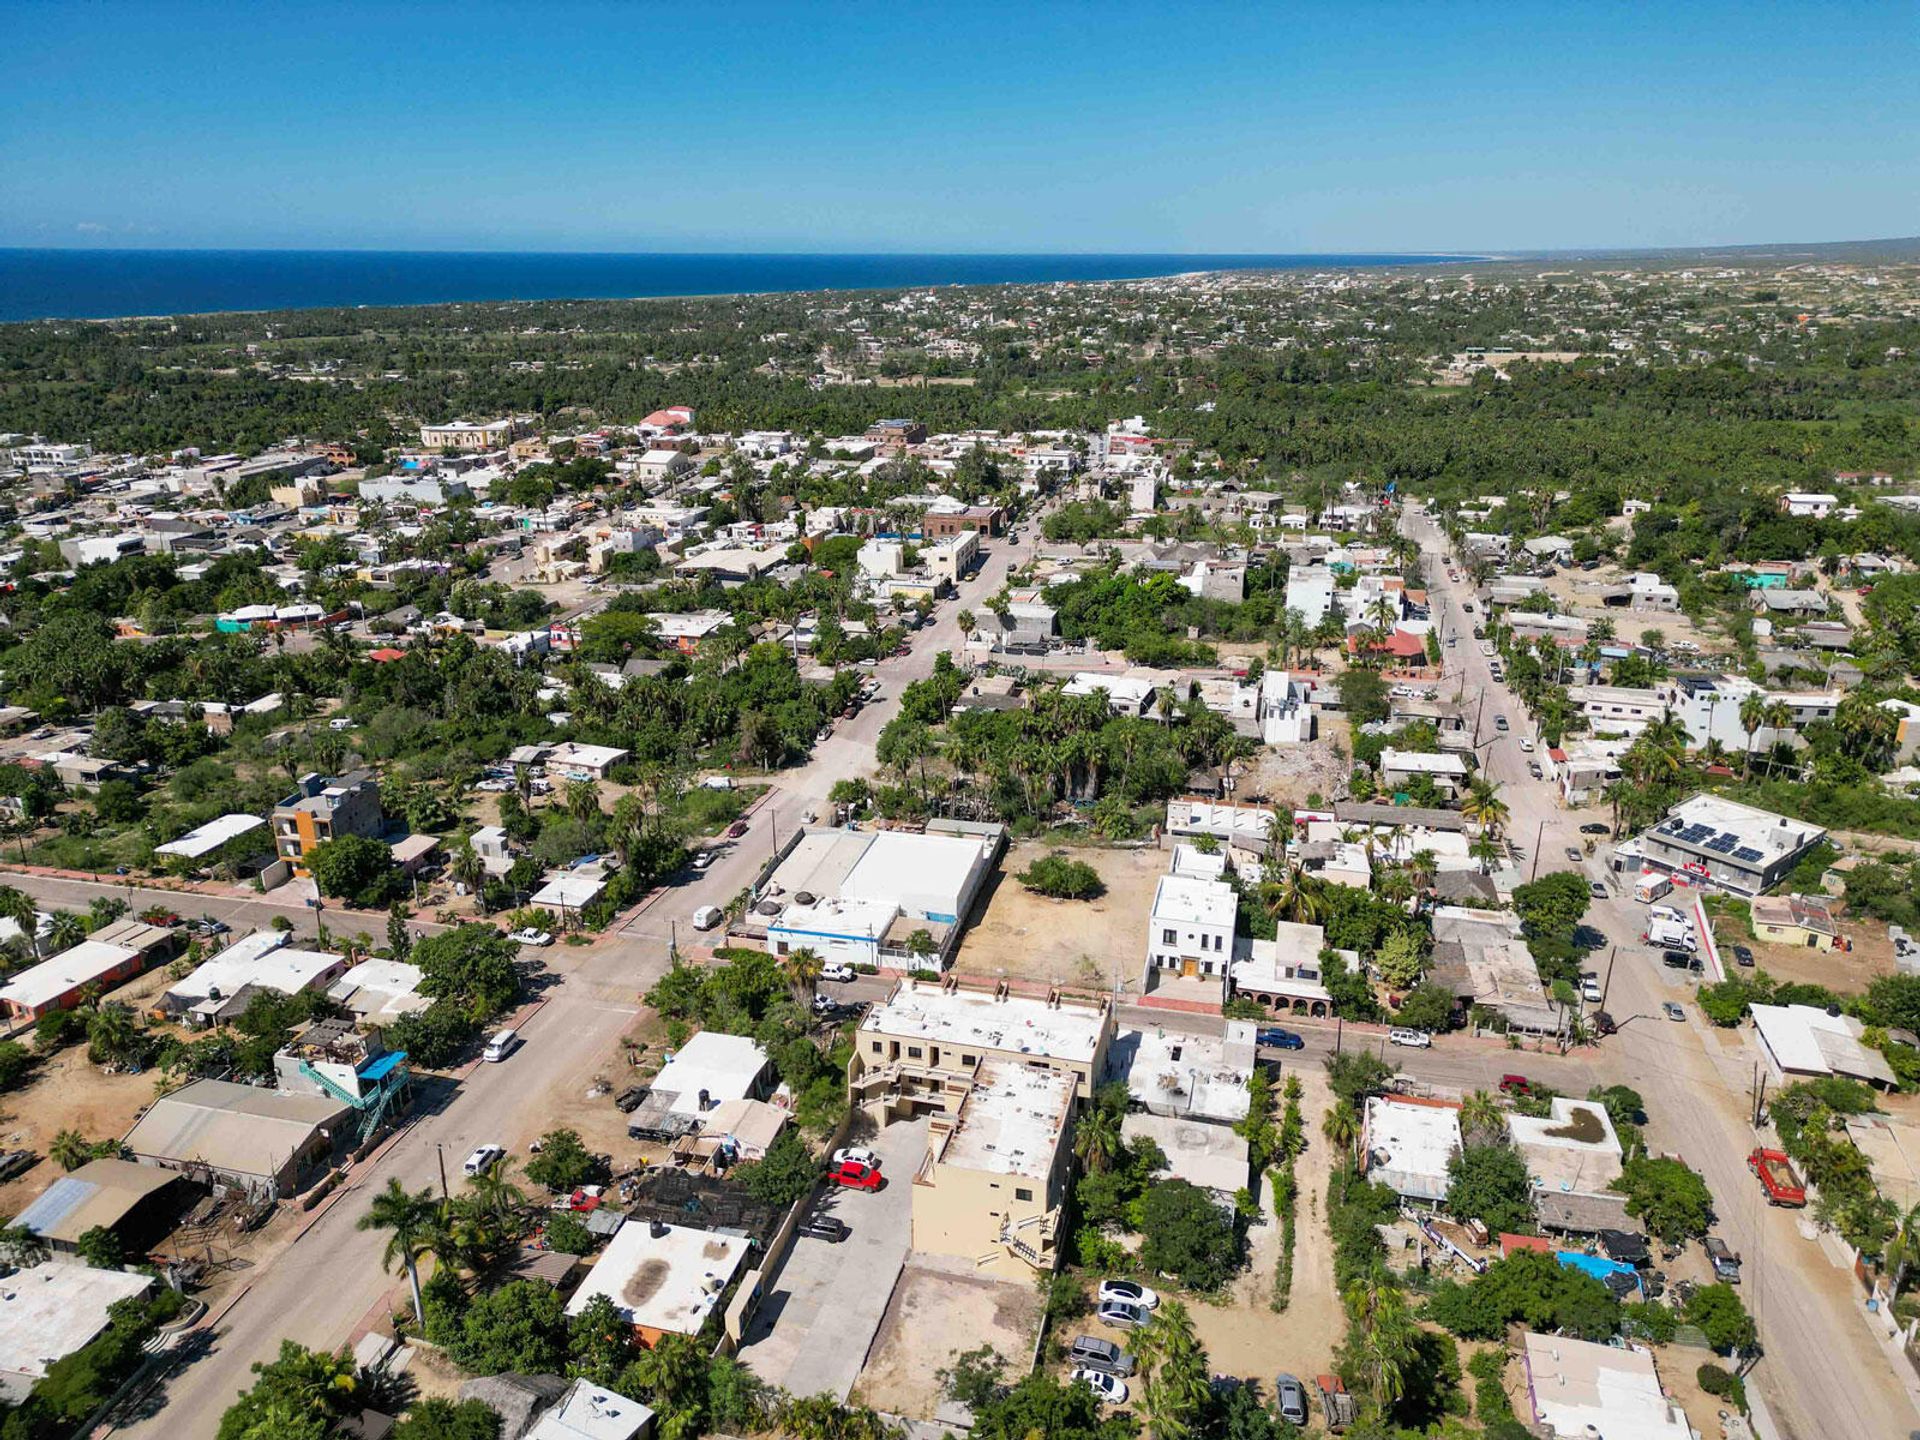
1498;1074;1533;1097
829;1159;882;1191
726;820;749;839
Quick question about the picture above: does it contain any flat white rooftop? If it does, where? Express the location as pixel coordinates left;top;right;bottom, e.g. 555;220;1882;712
1522;1332;1690;1440
864;984;1107;1066
940;1060;1073;1176
0;1262;153;1399
566;1221;750;1337
1362;1096;1461;1202
651;1031;769;1117
1151;873;1237;928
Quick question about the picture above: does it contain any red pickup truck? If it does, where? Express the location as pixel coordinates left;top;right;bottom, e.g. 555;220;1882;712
1747;1147;1807;1207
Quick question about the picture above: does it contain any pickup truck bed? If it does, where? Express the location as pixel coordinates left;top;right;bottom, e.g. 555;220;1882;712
1747;1147;1807;1207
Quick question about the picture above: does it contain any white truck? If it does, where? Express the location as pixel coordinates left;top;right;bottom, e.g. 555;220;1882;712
1647;915;1698;951
1633;872;1673;904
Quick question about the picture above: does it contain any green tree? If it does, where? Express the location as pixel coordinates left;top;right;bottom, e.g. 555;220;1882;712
391;1398;504;1440
1446;1143;1535;1235
216;1340;359;1440
524;1128;597;1192
733;1129;820;1208
73;1225;124;1269
1684;1283;1757;1355
307;832;402;908
447;1279;569;1374
1138;1179;1240;1291
1612;1155;1714;1243
1017;853;1106;900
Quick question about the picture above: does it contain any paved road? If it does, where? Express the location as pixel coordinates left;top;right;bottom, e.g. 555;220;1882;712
1405;502;1917;1440
87;532;1031;1434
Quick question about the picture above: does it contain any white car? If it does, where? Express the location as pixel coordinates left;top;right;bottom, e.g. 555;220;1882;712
1071;1369;1129;1405
1097;1279;1159;1311
1388;1028;1432;1049
833;1147;880;1169
821;962;855;982
508;928;553;947
1517;737;1534;753
476;778;512;792
463;1144;506;1177
691;850;716;871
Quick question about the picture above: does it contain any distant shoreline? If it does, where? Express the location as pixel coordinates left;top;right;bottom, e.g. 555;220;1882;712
0;248;1481;325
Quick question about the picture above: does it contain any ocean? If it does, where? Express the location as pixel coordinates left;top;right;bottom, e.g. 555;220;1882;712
0;248;1471;323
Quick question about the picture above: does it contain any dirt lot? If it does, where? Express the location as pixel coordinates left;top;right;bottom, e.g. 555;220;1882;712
857;1255;1042;1422
1709;916;1896;994
1243;710;1353;808
952;842;1166;994
1183;1065;1346;1382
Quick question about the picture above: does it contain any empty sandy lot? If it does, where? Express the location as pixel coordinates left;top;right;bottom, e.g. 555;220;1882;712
857;1255;1042;1422
952;842;1165;994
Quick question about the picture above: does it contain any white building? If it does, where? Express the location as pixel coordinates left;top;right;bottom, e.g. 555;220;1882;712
1360;1095;1461;1203
154;813;268;864
0;1263;154;1403
1145;873;1238;983
566;1220;751;1341
1284;568;1337;628
1227;922;1334;1016
420;419;514;452
1062;672;1158;716
857;538;906;577
1781;491;1840;518
1569;684;1668;736
767;895;900;968
1520;1332;1691;1440
1750;1003;1896;1088
1379;748;1470;797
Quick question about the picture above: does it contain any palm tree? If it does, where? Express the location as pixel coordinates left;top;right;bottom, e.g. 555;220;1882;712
1459;1089;1504;1142
1738;692;1767;779
1461;779;1509;839
0;887;35;950
1342;1274;1418;1407
1321;1100;1359;1164
1888;1201;1920;1298
448;836;485;897
1133;1301;1210;1440
1074;1099;1124;1175
566;778;603;824
1761;699;1793;772
45;911;86;954
781;946;824;1002
49;1128;92;1172
356;1177;440;1326
1261;870;1327;927
465;1154;525;1224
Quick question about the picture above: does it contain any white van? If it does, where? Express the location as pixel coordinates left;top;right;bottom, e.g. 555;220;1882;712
483;1029;518;1063
692;905;724;931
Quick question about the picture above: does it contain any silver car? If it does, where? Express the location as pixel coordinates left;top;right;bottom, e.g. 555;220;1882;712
1274;1373;1309;1427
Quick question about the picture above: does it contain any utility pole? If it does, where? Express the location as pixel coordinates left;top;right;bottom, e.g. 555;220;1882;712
1597;945;1617;1017
1528;817;1546;883
435;1143;449;1201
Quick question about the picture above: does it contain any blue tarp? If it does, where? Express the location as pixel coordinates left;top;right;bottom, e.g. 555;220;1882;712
358;1051;408;1083
1557;1250;1642;1294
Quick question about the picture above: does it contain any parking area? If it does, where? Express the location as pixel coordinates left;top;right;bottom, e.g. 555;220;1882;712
737;1116;926;1401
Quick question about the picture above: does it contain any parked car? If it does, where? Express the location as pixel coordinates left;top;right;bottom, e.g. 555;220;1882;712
1579;823;1610;835
463;1144;506;1177
833;1147;880;1170
1527;762;1543;779
821;962;856;982
1066;1336;1134;1377
1580;978;1602;1003
1256;1026;1305;1050
1498;1074;1533;1097
1387;1028;1431;1049
1662;1002;1686;1021
726;820;750;838
1703;1236;1742;1282
1493;715;1509;731
1098;1279;1159;1310
1593;1010;1617;1036
1096;1300;1149;1329
0;1150;36;1183
1588;881;1609;899
691;850;716;871
1564;847;1583;863
476;778;513;792
829;1159;882;1191
692;905;725;931
1732;945;1755;968
614;1085;648;1113
1747;1146;1808;1207
799;1214;850;1242
1274;1374;1310;1428
483;1029;519;1063
508;928;553;947
1517;737;1534;753
191;916;231;937
1071;1370;1129;1405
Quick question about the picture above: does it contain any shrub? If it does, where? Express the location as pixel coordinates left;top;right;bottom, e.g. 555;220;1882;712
1016;853;1105;900
1697;1362;1747;1411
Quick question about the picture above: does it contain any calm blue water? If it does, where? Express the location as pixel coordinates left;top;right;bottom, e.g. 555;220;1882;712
0;249;1471;323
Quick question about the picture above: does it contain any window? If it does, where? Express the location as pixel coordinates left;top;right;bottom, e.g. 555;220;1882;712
961;1054;976;1066
907;1046;922;1059
1162;928;1177;945
1015;1188;1033;1202
871;1041;883;1054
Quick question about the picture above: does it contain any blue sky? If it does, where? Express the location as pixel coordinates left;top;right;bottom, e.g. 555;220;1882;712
3;0;1916;253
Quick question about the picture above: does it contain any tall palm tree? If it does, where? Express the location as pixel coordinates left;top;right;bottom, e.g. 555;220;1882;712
781;946;824;1002
1461;779;1509;839
0;888;36;951
1261;870;1328;927
1738;692;1768;779
1342;1273;1418;1407
465;1154;526;1224
1321;1100;1359;1163
566;778;603;824
356;1177;441;1326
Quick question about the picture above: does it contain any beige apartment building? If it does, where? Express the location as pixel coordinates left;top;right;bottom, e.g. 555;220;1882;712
419;419;516;452
911;1062;1074;1278
848;980;1111;1278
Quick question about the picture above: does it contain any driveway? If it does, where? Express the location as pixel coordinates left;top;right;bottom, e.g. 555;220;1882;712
738;1116;926;1401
